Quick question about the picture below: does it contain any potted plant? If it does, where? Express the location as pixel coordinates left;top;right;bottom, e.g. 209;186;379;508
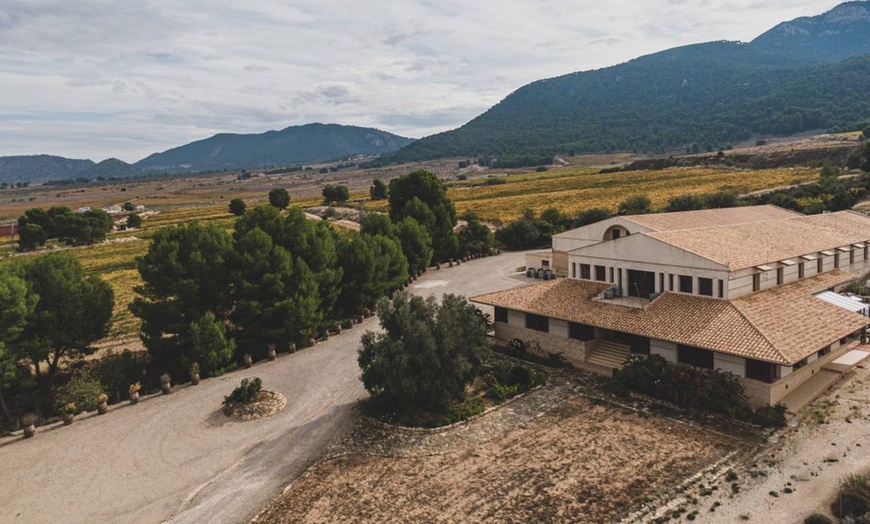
97;393;109;415
308;330;316;347
287;342;296;353
189;363;200;385
129;382;141;404
321;327;329;340
243;353;253;368
62;403;76;425
20;413;37;438
267;344;277;361
160;373;172;394
333;322;341;335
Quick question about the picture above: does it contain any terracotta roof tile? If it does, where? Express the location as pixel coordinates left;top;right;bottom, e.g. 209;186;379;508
472;270;869;365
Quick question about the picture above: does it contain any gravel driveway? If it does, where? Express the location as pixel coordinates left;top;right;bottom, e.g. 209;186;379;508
0;251;531;524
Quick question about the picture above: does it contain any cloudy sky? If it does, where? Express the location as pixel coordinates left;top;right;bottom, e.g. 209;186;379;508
0;1;843;162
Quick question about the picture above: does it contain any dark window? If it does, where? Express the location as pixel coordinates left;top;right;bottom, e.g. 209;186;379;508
817;257;824;273
660;273;665;293
580;264;591;279
698;277;713;297
612;229;621;239
798;262;805;279
525;313;549;333
850;249;855;265
776;267;783;285
571;263;577;278
718;279;724;298
865;245;868;261
542;260;550;268
745;358;776;383
669;274;674;291
834;253;840;269
494;307;508;323
609;267;614;283
629;336;651;355
793;358;808;370
594;265;606;282
819;346;831;357
569;322;595;341
677;345;713;369
679;275;693;294
752;273;761;292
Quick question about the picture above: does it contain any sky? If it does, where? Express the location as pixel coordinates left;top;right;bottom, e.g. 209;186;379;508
0;1;845;162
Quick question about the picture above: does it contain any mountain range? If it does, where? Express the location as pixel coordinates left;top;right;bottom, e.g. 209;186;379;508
376;1;870;164
0;124;413;184
4;2;870;182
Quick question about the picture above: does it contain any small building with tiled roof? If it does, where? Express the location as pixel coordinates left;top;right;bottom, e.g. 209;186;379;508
479;206;870;407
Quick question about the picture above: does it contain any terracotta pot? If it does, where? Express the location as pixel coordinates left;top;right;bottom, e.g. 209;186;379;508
98;401;108;415
23;424;36;438
190;374;200;386
63;413;74;426
322;329;329;340
358;314;365;323
243;356;253;368
287;342;296;353
335;325;342;335
435;263;441;270
161;383;171;395
448;261;453;268
267;347;277;361
130;391;140;404
308;337;316;347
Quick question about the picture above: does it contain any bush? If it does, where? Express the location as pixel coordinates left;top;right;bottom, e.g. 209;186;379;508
751;404;787;428
53;372;105;412
504;338;527;359
223;377;262;406
803;514;833;524
832;473;870;520
437;398;485;426
88;349;149;403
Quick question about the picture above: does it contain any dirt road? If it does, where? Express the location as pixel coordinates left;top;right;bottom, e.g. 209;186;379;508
0;251;531;524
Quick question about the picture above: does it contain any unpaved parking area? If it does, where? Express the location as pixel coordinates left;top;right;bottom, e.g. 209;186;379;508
256;389;744;524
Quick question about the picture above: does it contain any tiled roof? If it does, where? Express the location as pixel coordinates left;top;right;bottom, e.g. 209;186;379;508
471;270;869;365
623;205;800;232
648;211;870;270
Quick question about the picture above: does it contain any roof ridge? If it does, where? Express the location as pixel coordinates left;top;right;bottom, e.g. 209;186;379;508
726;299;788;364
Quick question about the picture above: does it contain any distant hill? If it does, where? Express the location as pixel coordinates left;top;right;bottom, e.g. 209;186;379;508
135;123;415;173
0;155;98;184
378;1;870;164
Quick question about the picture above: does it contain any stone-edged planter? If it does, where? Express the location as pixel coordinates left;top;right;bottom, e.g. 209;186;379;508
223;390;288;421
243;355;253;369
62;413;74;426
267;345;277;361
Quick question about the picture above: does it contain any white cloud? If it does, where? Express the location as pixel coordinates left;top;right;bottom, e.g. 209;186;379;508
0;0;845;161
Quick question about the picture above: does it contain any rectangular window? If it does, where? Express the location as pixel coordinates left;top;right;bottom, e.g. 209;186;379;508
679;275;693;294
612;229;621;239
698;277;713;297
660;273;665;293
834;253;840;269
580;264;591;279
818;257;824;273
752;273;761;292
541;260;550;268
718;279;724;298
609;267;614;283
798;262;805;279
494;307;508;323
594;265;606;282
776;267;783;285
569;322;595;341
677;345;713;369
525;313;549;333
850;249;855;265
669;274;674;291
571;263;577;278
745;358;776;383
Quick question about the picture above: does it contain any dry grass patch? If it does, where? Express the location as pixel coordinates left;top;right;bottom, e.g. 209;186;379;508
258;397;740;524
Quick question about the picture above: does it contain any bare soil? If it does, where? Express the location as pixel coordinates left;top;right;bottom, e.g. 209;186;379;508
256;395;743;524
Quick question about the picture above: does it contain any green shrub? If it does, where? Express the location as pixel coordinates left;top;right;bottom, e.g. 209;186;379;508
504;338;527;359
804;514;833;524
53;371;105;412
437;398;485;426
832;473;870;520
223;377;262;406
486;382;519;402
751;404;787;428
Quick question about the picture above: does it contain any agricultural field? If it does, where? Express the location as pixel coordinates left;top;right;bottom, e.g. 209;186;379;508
444;166;819;223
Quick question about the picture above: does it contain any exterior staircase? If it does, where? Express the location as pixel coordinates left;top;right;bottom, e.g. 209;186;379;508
587;340;631;369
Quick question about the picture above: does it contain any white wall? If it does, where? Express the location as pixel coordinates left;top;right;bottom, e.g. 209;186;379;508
714;353;745;377
552;217;654;252
550;318;568;337
507;310;524;327
651;339;677;363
